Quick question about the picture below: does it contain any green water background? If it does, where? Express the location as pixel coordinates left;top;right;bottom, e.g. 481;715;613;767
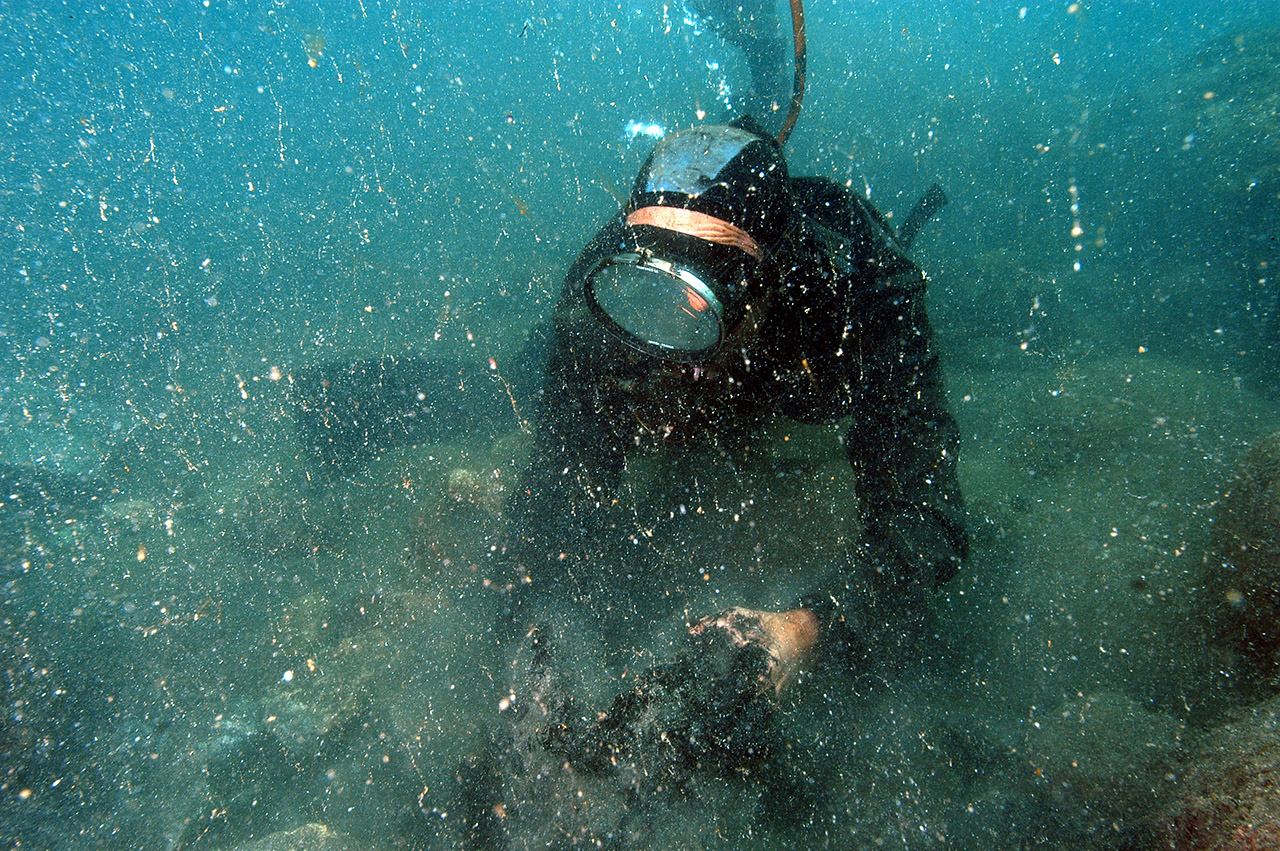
1;0;1277;847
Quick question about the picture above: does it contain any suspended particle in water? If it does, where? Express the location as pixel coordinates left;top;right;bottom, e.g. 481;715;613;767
304;32;326;68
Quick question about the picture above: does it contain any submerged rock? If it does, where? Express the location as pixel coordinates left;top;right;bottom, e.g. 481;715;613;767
1203;430;1280;697
175;712;306;849
291;357;524;468
102;497;160;532
228;823;368;851
1178;28;1280;199
1145;696;1280;850
1021;691;1185;837
446;467;507;516
0;463;118;522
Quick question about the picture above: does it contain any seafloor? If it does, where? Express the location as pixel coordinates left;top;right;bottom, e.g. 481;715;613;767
3;7;1279;851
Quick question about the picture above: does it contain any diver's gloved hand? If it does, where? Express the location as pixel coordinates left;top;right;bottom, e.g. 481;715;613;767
538;606;817;780
688;607;819;695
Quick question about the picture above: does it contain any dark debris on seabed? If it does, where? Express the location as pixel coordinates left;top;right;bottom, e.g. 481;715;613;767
443;623;823;849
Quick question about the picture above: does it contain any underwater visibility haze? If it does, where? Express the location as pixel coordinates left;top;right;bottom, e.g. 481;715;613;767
2;0;1279;848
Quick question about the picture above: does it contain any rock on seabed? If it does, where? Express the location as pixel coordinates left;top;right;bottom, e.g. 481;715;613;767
1147;697;1280;851
1203;431;1280;694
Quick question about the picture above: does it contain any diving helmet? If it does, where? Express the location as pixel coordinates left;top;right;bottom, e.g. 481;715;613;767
584;121;792;361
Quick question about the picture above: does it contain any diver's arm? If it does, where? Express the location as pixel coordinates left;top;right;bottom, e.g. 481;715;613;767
500;210;640;587
800;267;968;669
685;240;966;685
850;276;967;587
502;313;629;585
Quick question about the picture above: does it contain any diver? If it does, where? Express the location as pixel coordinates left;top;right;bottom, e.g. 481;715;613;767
295;0;967;804
497;111;967;737
429;7;973;842
489;1;965;706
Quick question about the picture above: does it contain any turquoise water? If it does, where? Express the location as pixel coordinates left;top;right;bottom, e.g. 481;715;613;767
2;1;1277;848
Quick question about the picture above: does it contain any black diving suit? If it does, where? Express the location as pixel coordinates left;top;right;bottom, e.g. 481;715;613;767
502;172;968;672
